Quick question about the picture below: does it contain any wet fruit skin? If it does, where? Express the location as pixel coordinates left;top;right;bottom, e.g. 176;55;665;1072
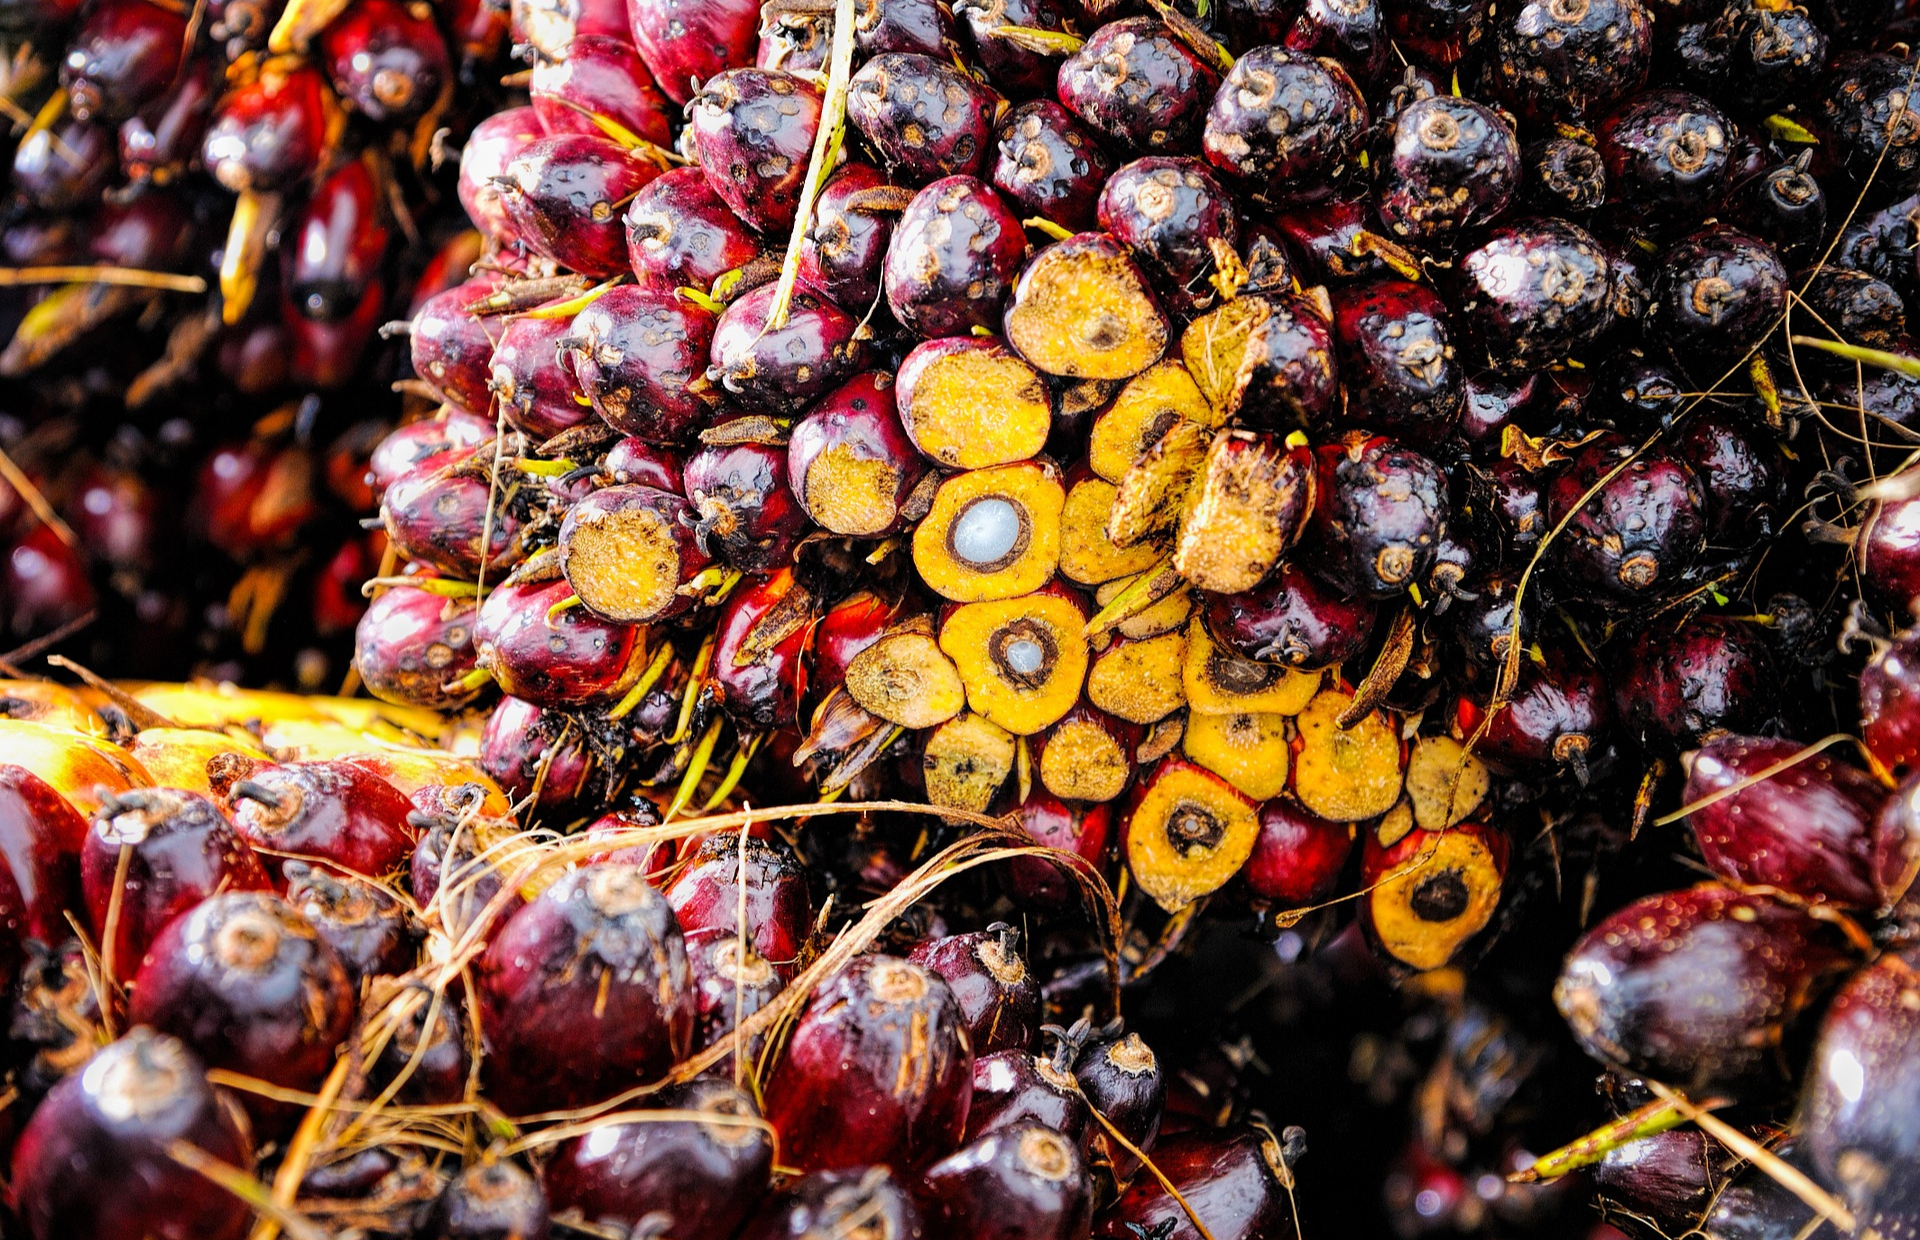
476;579;647;707
488;309;596;441
1058;17;1221;157
1466;643;1611;778
709;568;812;731
407;282;504;416
765;954;974;1173
200;62;329;193
1822;52;1920;200
1309;433;1451;599
1613;616;1776;751
128;891;357;1105
1489;0;1653;125
544;1079;774;1236
286;160;389;324
1671;409;1787;553
1681;734;1882;908
318;0;450;124
799;161;900;309
479;695;597;816
628;0;760;107
477;864;695;1113
1204;562;1377;669
1799;947;1920;1221
1545;432;1706;606
1202;46;1366;204
501;134;661;278
528;33;670;146
1860;493;1920;615
994;100;1112;233
626;165;763;295
563;284;716;442
10;1028;254;1240
710;282;869;414
1330;278;1463;446
1862;626;1920;777
283;861;415;986
0;764;89;943
967;1049;1092;1145
1098;156;1237;308
1375;95;1521;247
1554;883;1854;1095
1653;227;1789;359
459;107;544;243
1242;797;1353;906
667;834;812;966
1093;1126;1295;1240
885;175;1028;340
1455;219;1615;373
739;1165;927;1240
909;925;1040;1055
1595;90;1734;231
354;584;482;712
848;52;1003;185
1075;1027;1164;1173
424;1160;551;1240
1005;793;1113;909
918;1121;1094;1240
689;68;823;235
223;758;418;881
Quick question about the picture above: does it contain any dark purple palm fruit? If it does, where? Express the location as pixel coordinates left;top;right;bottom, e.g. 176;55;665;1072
847;52;1003;185
1671;409;1787;553
499;134;660;278
1075;1025;1165;1176
481;696;598;815
60;0;187;121
1681;734;1882;907
475;578;649;706
1464;456;1548;559
379;452;523;578
1376;95;1520;248
920;1122;1093;1240
411;799;524;941
1861;492;1920;615
1205;562;1378;668
1446;570;1533;667
1653;227;1788;360
689;68;823;235
556;485;714;625
319;0;451;125
354;584;483;712
993;101;1112;234
1726;157;1828;265
604;437;687;492
626;166;764;294
967;1048;1091;1144
80;788;271;973
1466;641;1611;779
222;759;418;881
1799;948;1920;1224
12;115;112;211
1093;1126;1297;1240
1489;0;1652;125
528;33;670;145
1799;266;1906;360
908;924;1040;1055
1202;46;1366;204
1545;431;1706;606
956;0;1074;98
1285;0;1388;84
884;175;1028;339
1455;370;1540;444
1593;90;1734;234
1270;196;1390;284
406;279;502;416
1456;219;1616;372
562;284;717;441
799;161;903;309
478;863;695;1113
1329;279;1463;446
766;955;974;1172
546;1078;774;1235
853;0;954;55
1309;432;1449;598
118;58;218;185
1863;626;1920;778
459;107;544;243
10;1029;253;1240
710;282;872;414
424;1162;551;1239
1614;617;1776;751
666;834;813;966
128;891;356;1104
788;370;927;537
1556;884;1854;1095
1823;53;1920;201
1523;137;1607;217
682;439;810;571
741;1166;926;1240
1058;17;1221;156
685;926;788;1056
1385;0;1488;66
1590;1129;1740;1237
489;309;593;440
1211;292;1341;429
629;0;759;107
283;861;414;986
1097;156;1239;310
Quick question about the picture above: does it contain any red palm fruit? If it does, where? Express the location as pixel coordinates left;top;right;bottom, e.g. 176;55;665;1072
853;0;952;55
319;0;449;123
1672;410;1787;553
0;765;88;942
626;166;763;293
1204;563;1376;670
529;34;671;145
955;0;1069;96
223;759;416;880
5;524;95;638
478;863;696;1112
710;568;813;731
579;805;674;874
686;925;788;1057
477;579;649;707
289;281;387;388
353;584;482;711
500;135;661;277
380;453;521;578
1863;627;1920;777
1309;432;1448;599
459;106;543;241
810;590;903;694
689;68;823;234
920;1122;1093;1240
1681;735;1881;908
128;892;356;1104
604;437;685;491
410;805;525;938
12;116;113;211
562;283;717;441
1590;1130;1735;1235
992;100;1111;234
405;282;500;414
847;52;1002;184
89;184;195;269
1860;492;1920;615
789;372;927;538
425;1161;550;1239
885;175;1028;340
1094;1126;1296;1240
1614;616;1776;751
81;788;270;971
967;1049;1091;1145
67;459;160;571
667;834;812;966
368;411;494;495
286;160;389;323
201;61;327;192
1456;220;1615;373
1463;643;1611;780
766;955;974;1172
558;484;712;624
798;161;900;309
1875;770;1920;910
1555;884;1854;1094
628;0;759;106
1800;947;1920;1220
488;311;590;440
1075;1026;1164;1174
61;0;187;121
545;1079;774;1235
683;440;811;570
710;283;871;414
1059;17;1218;157
513;0;626;60
10;1028;253;1240
283;861;414;986
1005;793;1112;910
1244;797;1352;907
194;438;320;560
1201;45;1363;201
118;59;217;185
1359;820;1507;973
909;925;1040;1055
740;1166;926;1240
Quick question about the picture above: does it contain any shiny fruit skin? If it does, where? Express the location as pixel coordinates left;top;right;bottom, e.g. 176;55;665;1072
909;925;1040;1055
847;52;1002;185
966;1049;1091;1145
353;585;482;712
319;0;450;123
1243;797;1352;906
995;101;1111;234
1061;17;1221;158
1204;562;1376;669
563;284;716;441
527;33;670;145
885;175;1028;340
225;759;416;881
0;764;88;943
61;0;186;122
1613;617;1776;752
919;1121;1094;1240
666;833;812;966
476;579;646;708
1093;1126;1294;1240
200;62;328;193
501;134;661;277
689;68;823;235
1201;45;1364;203
1799;948;1920;1221
629;0;759;107
1862;626;1920;778
1005;792;1112;910
627;165;764;294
